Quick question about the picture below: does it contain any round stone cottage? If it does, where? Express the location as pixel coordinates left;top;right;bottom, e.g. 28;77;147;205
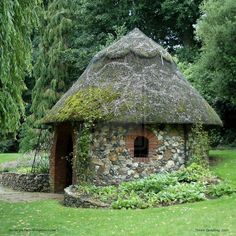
44;28;222;192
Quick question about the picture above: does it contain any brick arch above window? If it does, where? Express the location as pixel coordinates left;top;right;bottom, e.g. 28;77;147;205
125;127;159;162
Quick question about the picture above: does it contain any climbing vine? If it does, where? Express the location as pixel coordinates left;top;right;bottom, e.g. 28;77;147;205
188;123;210;167
76;122;93;183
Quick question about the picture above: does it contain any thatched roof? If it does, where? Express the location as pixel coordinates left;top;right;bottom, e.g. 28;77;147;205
44;28;222;125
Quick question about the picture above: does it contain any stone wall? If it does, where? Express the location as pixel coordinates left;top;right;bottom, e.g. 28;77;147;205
80;124;188;185
0;172;50;192
64;186;108;208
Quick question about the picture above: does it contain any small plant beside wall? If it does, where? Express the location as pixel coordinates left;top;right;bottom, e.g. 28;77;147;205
188;123;210;167
0;153;49;174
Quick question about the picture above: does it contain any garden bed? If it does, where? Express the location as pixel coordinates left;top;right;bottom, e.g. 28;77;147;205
63;164;235;209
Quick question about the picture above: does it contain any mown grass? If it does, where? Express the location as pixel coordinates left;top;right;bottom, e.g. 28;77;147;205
0;153;22;164
0;150;236;236
209;149;236;187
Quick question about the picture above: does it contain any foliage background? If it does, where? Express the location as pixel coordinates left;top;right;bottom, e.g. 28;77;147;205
1;0;236;152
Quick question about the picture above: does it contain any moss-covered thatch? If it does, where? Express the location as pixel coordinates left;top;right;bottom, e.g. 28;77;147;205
44;28;222;125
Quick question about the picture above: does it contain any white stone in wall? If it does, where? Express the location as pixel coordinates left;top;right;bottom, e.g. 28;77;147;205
119;140;125;146
178;156;185;164
132;162;139;168
134;174;139;178
165;160;175;169
127;170;135;176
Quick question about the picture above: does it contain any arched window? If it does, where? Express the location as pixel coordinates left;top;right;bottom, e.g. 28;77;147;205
134;136;149;157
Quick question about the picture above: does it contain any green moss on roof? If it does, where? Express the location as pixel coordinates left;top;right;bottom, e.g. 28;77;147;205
44;87;120;123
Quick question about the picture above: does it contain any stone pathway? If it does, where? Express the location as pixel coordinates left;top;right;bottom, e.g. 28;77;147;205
0;185;63;203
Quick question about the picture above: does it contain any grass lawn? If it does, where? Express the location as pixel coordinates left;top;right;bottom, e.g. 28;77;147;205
0;153;22;164
0;150;236;236
209;149;236;187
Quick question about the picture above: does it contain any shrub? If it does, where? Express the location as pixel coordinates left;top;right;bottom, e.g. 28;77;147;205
119;174;178;194
0;153;49;174
0;137;15;153
173;163;213;183
207;183;236;198
156;183;206;205
16;167;32;174
33;154;49;173
111;191;149;209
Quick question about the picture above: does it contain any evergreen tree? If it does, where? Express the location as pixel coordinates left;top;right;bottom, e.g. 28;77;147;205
20;0;82;151
32;0;82;119
0;0;39;134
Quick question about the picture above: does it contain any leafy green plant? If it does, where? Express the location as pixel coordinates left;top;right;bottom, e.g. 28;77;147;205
0;153;49;174
16;167;32;174
188;123;210;167
111;191;149;209
207;183;235;198
34;155;49;174
156;183;206;205
76;122;93;182
119;174;178;194
74;163;234;209
173;163;212;183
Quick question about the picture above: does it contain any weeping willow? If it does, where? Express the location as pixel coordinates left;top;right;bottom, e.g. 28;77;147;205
31;0;83;119
0;0;40;133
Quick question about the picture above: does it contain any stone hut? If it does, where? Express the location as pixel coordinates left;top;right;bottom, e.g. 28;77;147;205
44;28;222;192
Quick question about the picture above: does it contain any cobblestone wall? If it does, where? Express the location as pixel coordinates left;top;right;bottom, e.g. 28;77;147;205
0;172;50;192
82;124;188;185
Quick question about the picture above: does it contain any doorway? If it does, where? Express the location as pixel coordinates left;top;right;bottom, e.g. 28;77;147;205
52;124;74;192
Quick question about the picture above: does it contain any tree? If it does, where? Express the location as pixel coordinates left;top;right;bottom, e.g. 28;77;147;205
160;0;203;47
76;0;203;50
193;0;236;105
31;0;82;119
0;0;39;134
186;0;236;145
19;0;83;151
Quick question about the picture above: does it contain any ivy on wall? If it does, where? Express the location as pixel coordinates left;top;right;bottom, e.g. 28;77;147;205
188;123;210;167
75;122;93;183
